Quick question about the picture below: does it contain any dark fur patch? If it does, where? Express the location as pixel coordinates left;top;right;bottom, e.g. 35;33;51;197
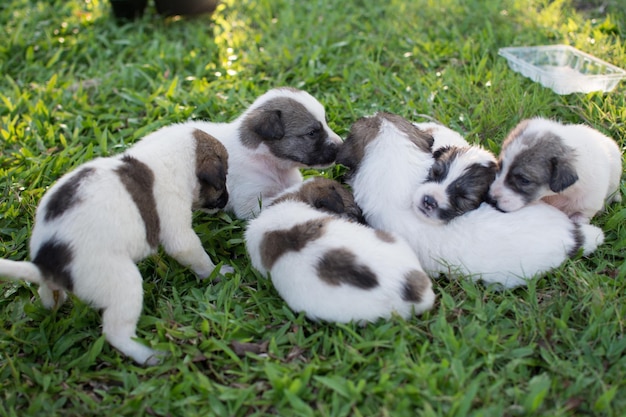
316;248;379;289
44;167;95;221
375;229;395;243
502;130;578;202
260;217;331;270
116;155;160;248
567;223;585;258
193;129;229;210
336;115;382;176
33;239;74;291
239;96;338;166
402;269;430;303
271;178;365;223
337;113;433;180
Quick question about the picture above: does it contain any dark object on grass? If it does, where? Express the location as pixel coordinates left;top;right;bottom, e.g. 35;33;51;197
110;0;148;20
110;0;219;19
155;0;219;16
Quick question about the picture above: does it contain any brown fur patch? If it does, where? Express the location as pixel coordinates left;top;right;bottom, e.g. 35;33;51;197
116;155;161;248
271;178;363;222
375;229;395;243
193;129;230;210
336;115;382;172
402;269;431;303
261;217;331;270
317;248;379;289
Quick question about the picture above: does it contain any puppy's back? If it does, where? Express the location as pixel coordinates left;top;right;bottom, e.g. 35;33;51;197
245;200;435;323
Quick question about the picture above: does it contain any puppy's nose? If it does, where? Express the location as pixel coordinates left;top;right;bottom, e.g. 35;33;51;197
423;195;438;211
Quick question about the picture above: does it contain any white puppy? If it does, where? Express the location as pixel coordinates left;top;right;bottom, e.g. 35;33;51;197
337;113;605;288
181;87;342;219
245;177;435;323
412;122;497;224
489;117;623;222
0;128;230;365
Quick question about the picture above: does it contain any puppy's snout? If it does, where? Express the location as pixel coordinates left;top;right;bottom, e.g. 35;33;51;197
422;195;438;212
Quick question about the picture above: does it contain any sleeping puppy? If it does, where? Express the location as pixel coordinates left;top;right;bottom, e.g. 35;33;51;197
0;129;230;365
181;87;342;219
489;117;623;223
337;113;605;288
412;122;497;224
245;177;435;323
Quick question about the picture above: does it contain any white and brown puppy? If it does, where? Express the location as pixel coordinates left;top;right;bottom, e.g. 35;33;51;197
180;87;342;219
489;117;623;222
338;113;605;288
0;129;230;365
245;177;435;323
412;122;497;224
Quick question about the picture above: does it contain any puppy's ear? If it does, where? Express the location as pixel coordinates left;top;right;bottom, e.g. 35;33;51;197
549;157;578;192
312;188;346;215
253;109;284;140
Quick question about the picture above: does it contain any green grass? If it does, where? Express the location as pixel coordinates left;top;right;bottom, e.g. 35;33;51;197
1;0;625;415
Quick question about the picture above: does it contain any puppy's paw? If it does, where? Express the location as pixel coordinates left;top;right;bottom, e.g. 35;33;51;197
218;264;235;276
195;263;234;280
144;350;169;366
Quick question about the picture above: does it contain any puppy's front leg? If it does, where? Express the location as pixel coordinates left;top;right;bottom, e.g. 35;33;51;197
162;228;233;278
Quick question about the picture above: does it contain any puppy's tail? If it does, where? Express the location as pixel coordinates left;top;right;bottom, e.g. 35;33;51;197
578;224;605;256
0;259;44;284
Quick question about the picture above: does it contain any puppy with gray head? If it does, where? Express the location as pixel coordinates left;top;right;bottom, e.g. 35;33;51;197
489;117;623;223
338;113;605;288
183;87;342;219
0;128;230;365
412;122;497;224
245;177;435;323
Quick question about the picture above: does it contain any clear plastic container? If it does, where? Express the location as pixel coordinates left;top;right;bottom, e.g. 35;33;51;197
498;45;626;95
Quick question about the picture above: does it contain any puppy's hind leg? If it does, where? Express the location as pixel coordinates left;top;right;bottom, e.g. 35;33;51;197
162;227;233;278
100;262;164;365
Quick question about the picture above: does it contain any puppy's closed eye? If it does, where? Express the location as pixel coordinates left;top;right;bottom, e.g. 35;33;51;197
428;162;446;182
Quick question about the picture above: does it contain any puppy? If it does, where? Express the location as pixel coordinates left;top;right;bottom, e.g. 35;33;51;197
412;123;497;224
245;177;435;323
0;128;230;365
489;117;623;222
182;87;342;219
337;113;605;288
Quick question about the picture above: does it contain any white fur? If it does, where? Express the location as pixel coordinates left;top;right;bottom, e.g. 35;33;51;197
0;128;230;365
245;187;435;323
186;88;342;219
342;114;605;288
490;118;623;222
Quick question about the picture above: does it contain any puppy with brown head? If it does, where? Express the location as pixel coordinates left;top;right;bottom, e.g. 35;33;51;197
245;177;435;323
489;117;622;223
0;128;230;365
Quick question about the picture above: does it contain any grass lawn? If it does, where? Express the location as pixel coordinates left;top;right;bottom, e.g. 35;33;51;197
1;0;625;415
